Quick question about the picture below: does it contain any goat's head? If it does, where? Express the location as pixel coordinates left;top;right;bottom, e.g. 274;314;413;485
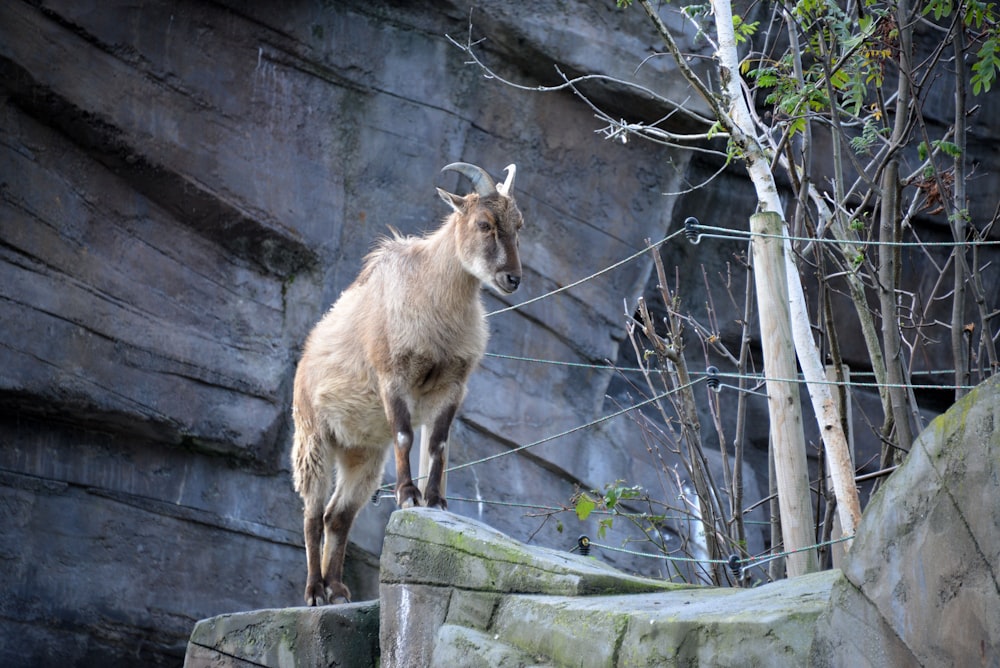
438;162;523;295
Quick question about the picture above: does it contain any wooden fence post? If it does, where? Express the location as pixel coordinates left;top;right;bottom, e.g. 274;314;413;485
750;211;818;576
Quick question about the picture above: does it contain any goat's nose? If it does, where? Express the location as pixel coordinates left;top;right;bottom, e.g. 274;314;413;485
506;273;521;291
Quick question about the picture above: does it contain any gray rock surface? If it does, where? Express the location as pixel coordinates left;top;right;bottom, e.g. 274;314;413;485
0;2;702;663
184;601;379;668
379;508;834;668
811;374;1000;667
183;376;1000;667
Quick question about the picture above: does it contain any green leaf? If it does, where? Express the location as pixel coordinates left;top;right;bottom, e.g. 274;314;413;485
935;140;962;158
732;15;759;44
829;68;851;90
575;496;596;521
788;117;807;136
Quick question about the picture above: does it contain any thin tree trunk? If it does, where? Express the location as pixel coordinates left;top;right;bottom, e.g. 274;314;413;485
878;0;916;456
951;10;969;399
730;254;755;557
878;159;914;455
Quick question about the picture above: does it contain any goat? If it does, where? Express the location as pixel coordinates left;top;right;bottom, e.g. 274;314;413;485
291;162;524;605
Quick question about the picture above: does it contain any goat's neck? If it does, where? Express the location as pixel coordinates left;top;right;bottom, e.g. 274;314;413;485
422;218;480;304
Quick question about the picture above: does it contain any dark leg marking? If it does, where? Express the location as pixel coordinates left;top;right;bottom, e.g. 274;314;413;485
423;403;457;510
389;395;421;508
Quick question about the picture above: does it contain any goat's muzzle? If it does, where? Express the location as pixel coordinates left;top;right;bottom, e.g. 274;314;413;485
496;271;521;294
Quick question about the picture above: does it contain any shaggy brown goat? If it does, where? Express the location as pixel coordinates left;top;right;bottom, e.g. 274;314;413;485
291;162;523;605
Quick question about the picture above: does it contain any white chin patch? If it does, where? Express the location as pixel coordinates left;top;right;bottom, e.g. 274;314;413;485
468;257;496;289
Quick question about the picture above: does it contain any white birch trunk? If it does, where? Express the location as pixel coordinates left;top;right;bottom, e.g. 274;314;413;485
710;0;860;553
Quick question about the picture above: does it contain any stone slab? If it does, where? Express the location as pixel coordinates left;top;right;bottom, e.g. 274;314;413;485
432;624;553;668
492;570;837;668
381;508;688;597
184;601;379;668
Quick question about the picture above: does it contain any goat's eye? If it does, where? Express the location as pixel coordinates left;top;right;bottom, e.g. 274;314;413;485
477;219;491;232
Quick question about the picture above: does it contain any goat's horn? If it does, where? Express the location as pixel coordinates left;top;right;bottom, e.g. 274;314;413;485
497;164;516;197
441;162;497;197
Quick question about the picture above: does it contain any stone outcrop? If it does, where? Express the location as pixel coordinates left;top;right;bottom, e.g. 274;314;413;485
185;602;380;668
379;509;834;668
811;373;1000;666
186;508;837;667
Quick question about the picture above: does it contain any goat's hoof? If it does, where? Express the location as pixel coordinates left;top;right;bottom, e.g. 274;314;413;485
325;581;352;605
304;579;351;606
396;485;422;509
304;581;326;607
424;495;448;510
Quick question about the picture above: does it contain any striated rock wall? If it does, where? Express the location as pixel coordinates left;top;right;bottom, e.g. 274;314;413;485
0;1;696;664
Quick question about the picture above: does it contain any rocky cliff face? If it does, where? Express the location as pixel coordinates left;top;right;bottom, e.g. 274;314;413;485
1;1;997;666
0;2;692;663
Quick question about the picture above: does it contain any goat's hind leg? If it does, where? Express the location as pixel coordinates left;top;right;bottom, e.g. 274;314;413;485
296;444;332;606
320;445;387;604
301;491;329;606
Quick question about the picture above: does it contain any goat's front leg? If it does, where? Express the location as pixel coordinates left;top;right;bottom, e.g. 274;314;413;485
388;395;421;508
423;403;457;510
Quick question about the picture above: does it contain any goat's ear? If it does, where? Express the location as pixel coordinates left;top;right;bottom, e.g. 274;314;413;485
436;187;465;213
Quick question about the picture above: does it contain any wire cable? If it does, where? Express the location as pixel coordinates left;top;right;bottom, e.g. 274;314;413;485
444;378;705;476
687;221;1000;248
487;227;688;317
